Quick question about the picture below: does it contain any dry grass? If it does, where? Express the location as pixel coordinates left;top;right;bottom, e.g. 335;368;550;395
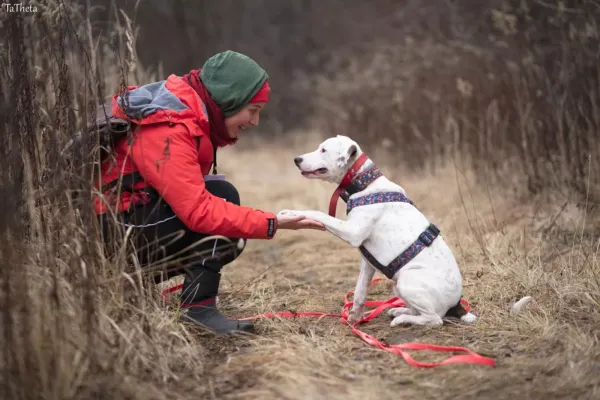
2;2;600;399
151;134;600;400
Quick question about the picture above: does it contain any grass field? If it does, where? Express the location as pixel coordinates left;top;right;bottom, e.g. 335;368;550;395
150;135;600;399
3;127;599;400
3;2;600;398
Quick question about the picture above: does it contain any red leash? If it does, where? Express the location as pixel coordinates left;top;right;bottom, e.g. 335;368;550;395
162;278;496;368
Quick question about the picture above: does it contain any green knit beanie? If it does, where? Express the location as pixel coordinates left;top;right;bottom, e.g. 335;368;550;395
200;50;269;117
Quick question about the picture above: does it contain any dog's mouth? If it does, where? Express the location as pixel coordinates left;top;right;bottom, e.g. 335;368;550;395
301;168;328;176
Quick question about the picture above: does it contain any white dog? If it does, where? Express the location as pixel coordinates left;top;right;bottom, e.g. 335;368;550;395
279;135;477;327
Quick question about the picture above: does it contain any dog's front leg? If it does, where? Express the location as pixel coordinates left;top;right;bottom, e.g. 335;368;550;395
278;210;373;248
348;257;376;323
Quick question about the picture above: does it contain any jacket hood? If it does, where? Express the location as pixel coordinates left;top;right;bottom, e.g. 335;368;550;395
113;75;209;131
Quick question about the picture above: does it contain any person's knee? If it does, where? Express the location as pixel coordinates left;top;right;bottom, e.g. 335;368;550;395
205;180;240;205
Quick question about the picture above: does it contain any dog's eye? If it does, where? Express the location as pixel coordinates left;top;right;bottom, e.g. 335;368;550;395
321;148;326;153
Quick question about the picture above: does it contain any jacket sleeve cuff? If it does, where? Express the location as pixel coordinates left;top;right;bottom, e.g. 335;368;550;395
266;217;277;238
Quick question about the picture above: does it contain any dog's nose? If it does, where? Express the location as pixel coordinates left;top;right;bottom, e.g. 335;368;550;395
294;157;303;166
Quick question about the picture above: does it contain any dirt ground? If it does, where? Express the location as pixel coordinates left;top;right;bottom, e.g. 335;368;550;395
158;135;600;400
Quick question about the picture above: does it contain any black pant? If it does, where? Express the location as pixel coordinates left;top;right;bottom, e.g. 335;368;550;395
101;180;245;303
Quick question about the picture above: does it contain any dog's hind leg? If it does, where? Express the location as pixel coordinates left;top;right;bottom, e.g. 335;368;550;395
391;271;444;327
389;290;443;326
390;313;443;327
387;282;415;318
388;307;416;317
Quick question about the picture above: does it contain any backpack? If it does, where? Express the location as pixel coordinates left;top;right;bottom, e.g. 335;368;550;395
60;100;132;166
58;99;217;193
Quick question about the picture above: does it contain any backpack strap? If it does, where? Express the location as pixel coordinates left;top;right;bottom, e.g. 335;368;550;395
102;171;144;193
193;136;217;175
101;136;214;203
212;146;218;175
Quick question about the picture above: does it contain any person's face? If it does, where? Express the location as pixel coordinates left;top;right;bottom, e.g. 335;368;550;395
224;102;266;139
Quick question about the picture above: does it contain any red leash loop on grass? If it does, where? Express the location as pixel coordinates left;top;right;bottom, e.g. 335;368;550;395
161;278;496;368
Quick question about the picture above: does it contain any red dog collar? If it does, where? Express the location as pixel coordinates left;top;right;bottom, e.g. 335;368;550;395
328;153;369;217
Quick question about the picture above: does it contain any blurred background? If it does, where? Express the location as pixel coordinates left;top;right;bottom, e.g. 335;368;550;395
2;1;600;399
2;0;597;198
83;0;600;199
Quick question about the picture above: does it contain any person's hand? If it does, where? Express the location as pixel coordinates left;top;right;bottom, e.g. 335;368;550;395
276;213;326;231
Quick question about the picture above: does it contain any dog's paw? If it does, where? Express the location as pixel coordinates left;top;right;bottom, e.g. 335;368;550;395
347;308;364;323
277;209;300;218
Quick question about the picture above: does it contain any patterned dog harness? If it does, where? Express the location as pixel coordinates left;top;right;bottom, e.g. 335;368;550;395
341;164;441;279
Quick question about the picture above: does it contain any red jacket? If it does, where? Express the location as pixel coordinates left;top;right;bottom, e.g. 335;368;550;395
94;74;277;239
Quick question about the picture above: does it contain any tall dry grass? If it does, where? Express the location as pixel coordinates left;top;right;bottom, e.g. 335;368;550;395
307;0;600;202
76;0;600;201
1;1;599;399
1;2;207;399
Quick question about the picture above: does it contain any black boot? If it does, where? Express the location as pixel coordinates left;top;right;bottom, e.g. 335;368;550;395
179;265;254;334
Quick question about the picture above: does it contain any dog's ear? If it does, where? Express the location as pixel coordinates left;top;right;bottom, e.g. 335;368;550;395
347;144;357;161
337;144;358;168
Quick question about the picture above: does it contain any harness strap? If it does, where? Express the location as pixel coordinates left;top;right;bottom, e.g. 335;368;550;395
359;223;441;279
340;164;382;202
346;191;413;214
346;190;440;279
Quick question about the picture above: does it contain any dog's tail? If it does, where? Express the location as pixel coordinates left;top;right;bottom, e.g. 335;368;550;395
445;301;478;324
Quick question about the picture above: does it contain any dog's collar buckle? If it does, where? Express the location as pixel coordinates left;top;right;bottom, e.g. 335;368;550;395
418;224;440;246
